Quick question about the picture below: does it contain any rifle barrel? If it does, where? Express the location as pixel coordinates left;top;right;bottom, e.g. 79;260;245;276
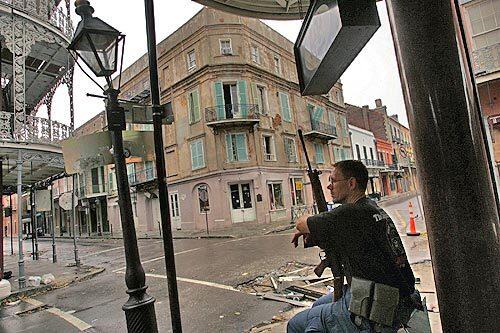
298;129;313;172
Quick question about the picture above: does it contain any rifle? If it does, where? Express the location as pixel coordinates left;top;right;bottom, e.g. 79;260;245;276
298;129;344;301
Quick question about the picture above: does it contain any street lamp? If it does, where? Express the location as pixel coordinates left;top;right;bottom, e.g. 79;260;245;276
68;1;158;332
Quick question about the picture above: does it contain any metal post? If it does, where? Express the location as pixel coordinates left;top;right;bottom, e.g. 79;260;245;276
0;158;3;279
31;188;38;260
50;185;57;263
16;150;25;289
143;1;182;332
385;1;500;331
71;174;80;267
10;193;13;256
205;209;209;236
30;189;34;260
108;89;158;332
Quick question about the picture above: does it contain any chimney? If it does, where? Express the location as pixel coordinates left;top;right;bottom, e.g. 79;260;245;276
375;99;382;108
390;114;399;121
361;105;370;130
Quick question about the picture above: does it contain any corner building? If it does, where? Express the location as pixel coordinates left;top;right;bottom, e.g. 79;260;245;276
115;7;352;231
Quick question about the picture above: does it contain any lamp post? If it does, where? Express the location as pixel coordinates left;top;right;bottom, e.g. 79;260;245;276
68;1;158;331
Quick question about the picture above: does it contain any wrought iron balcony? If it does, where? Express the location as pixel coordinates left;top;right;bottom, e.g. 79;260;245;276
361;159;386;168
388;163;399;171
0;0;74;39
129;167;156;186
304;112;337;141
472;43;500;77
205;104;260;129
0;111;71;144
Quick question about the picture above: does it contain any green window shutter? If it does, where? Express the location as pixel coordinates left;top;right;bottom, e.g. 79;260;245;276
340;148;346;161
214;82;224;120
226;134;234;161
193;90;200;122
314;107;324;122
328;112;336;126
236;134;248;161
238;80;248;117
315;143;324;163
284;138;292;162
280;93;291;122
251;83;261;112
191;141;197;169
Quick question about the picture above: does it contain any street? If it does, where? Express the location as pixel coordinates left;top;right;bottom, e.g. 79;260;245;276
0;196;431;332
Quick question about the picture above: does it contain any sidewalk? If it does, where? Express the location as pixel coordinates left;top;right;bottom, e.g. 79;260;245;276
1;253;104;303
46;191;420;242
248;261;442;333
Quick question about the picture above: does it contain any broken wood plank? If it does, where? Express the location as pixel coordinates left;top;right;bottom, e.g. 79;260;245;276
278;275;333;282
270;276;279;292
307;276;335;287
261;293;309;307
285;285;325;300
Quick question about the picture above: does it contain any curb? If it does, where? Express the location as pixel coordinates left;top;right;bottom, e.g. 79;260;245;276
2;267;105;304
39;235;236;241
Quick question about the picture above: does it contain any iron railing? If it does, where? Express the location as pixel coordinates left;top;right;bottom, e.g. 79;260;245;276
129;167;156;185
205;104;260;123
0;0;73;38
310;119;337;137
388;163;399;170
361;159;385;167
0;111;71;143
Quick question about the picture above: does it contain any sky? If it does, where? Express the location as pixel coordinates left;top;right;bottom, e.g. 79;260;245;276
42;0;408;128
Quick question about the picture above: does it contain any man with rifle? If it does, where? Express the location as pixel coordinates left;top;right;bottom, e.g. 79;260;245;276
288;137;423;332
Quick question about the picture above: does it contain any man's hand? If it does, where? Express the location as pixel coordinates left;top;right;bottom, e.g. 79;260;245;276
291;230;309;248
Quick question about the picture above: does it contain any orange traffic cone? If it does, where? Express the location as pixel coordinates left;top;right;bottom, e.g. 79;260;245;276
407;201;420;236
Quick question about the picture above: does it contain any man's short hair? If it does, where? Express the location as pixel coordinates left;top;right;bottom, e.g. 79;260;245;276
333;160;369;192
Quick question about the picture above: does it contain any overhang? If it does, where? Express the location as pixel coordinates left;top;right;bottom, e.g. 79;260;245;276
192;0;311;20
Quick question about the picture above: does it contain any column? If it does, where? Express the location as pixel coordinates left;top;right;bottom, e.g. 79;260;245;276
385;0;500;331
16;151;25;289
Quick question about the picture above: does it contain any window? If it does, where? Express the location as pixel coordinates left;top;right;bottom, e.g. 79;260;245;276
468;0;500;49
363;146;368;159
333;147;340;162
91;166;105;193
284;137;297;162
251;45;260;63
279;92;291;122
370;147;374;160
187;50;196;70
108;170;117;192
268;182;284;210
328;112;336;129
226;133;248;162
188;89;200;123
198;184;210;212
290;178;305;206
254;84;267;114
263;135;276;161
341;117;348;136
190;139;205;170
220;39;232;55
273;55;281;74
355;144;361;160
127;163;136;184
314;143;324;164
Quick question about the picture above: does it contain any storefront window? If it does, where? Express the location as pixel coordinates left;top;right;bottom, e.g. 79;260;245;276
290;178;304;206
268;182;284;210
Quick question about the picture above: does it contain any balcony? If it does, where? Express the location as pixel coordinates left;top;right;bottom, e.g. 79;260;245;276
392;136;403;144
205;104;260;132
388;163;399;171
0;111;71;144
129;167;156;186
472;43;500;79
0;0;73;39
361;159;386;168
303;118;337;141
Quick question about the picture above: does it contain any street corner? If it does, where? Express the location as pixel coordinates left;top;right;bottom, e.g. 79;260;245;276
1;265;105;305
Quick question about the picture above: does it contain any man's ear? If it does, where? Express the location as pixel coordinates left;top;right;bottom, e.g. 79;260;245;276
349;178;357;190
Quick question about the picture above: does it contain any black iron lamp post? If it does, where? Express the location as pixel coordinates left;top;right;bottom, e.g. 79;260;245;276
68;1;158;332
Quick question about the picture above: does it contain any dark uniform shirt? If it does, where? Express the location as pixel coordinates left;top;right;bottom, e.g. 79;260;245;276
307;197;415;297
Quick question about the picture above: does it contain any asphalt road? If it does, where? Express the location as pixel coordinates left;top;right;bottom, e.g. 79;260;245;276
0;195;431;333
